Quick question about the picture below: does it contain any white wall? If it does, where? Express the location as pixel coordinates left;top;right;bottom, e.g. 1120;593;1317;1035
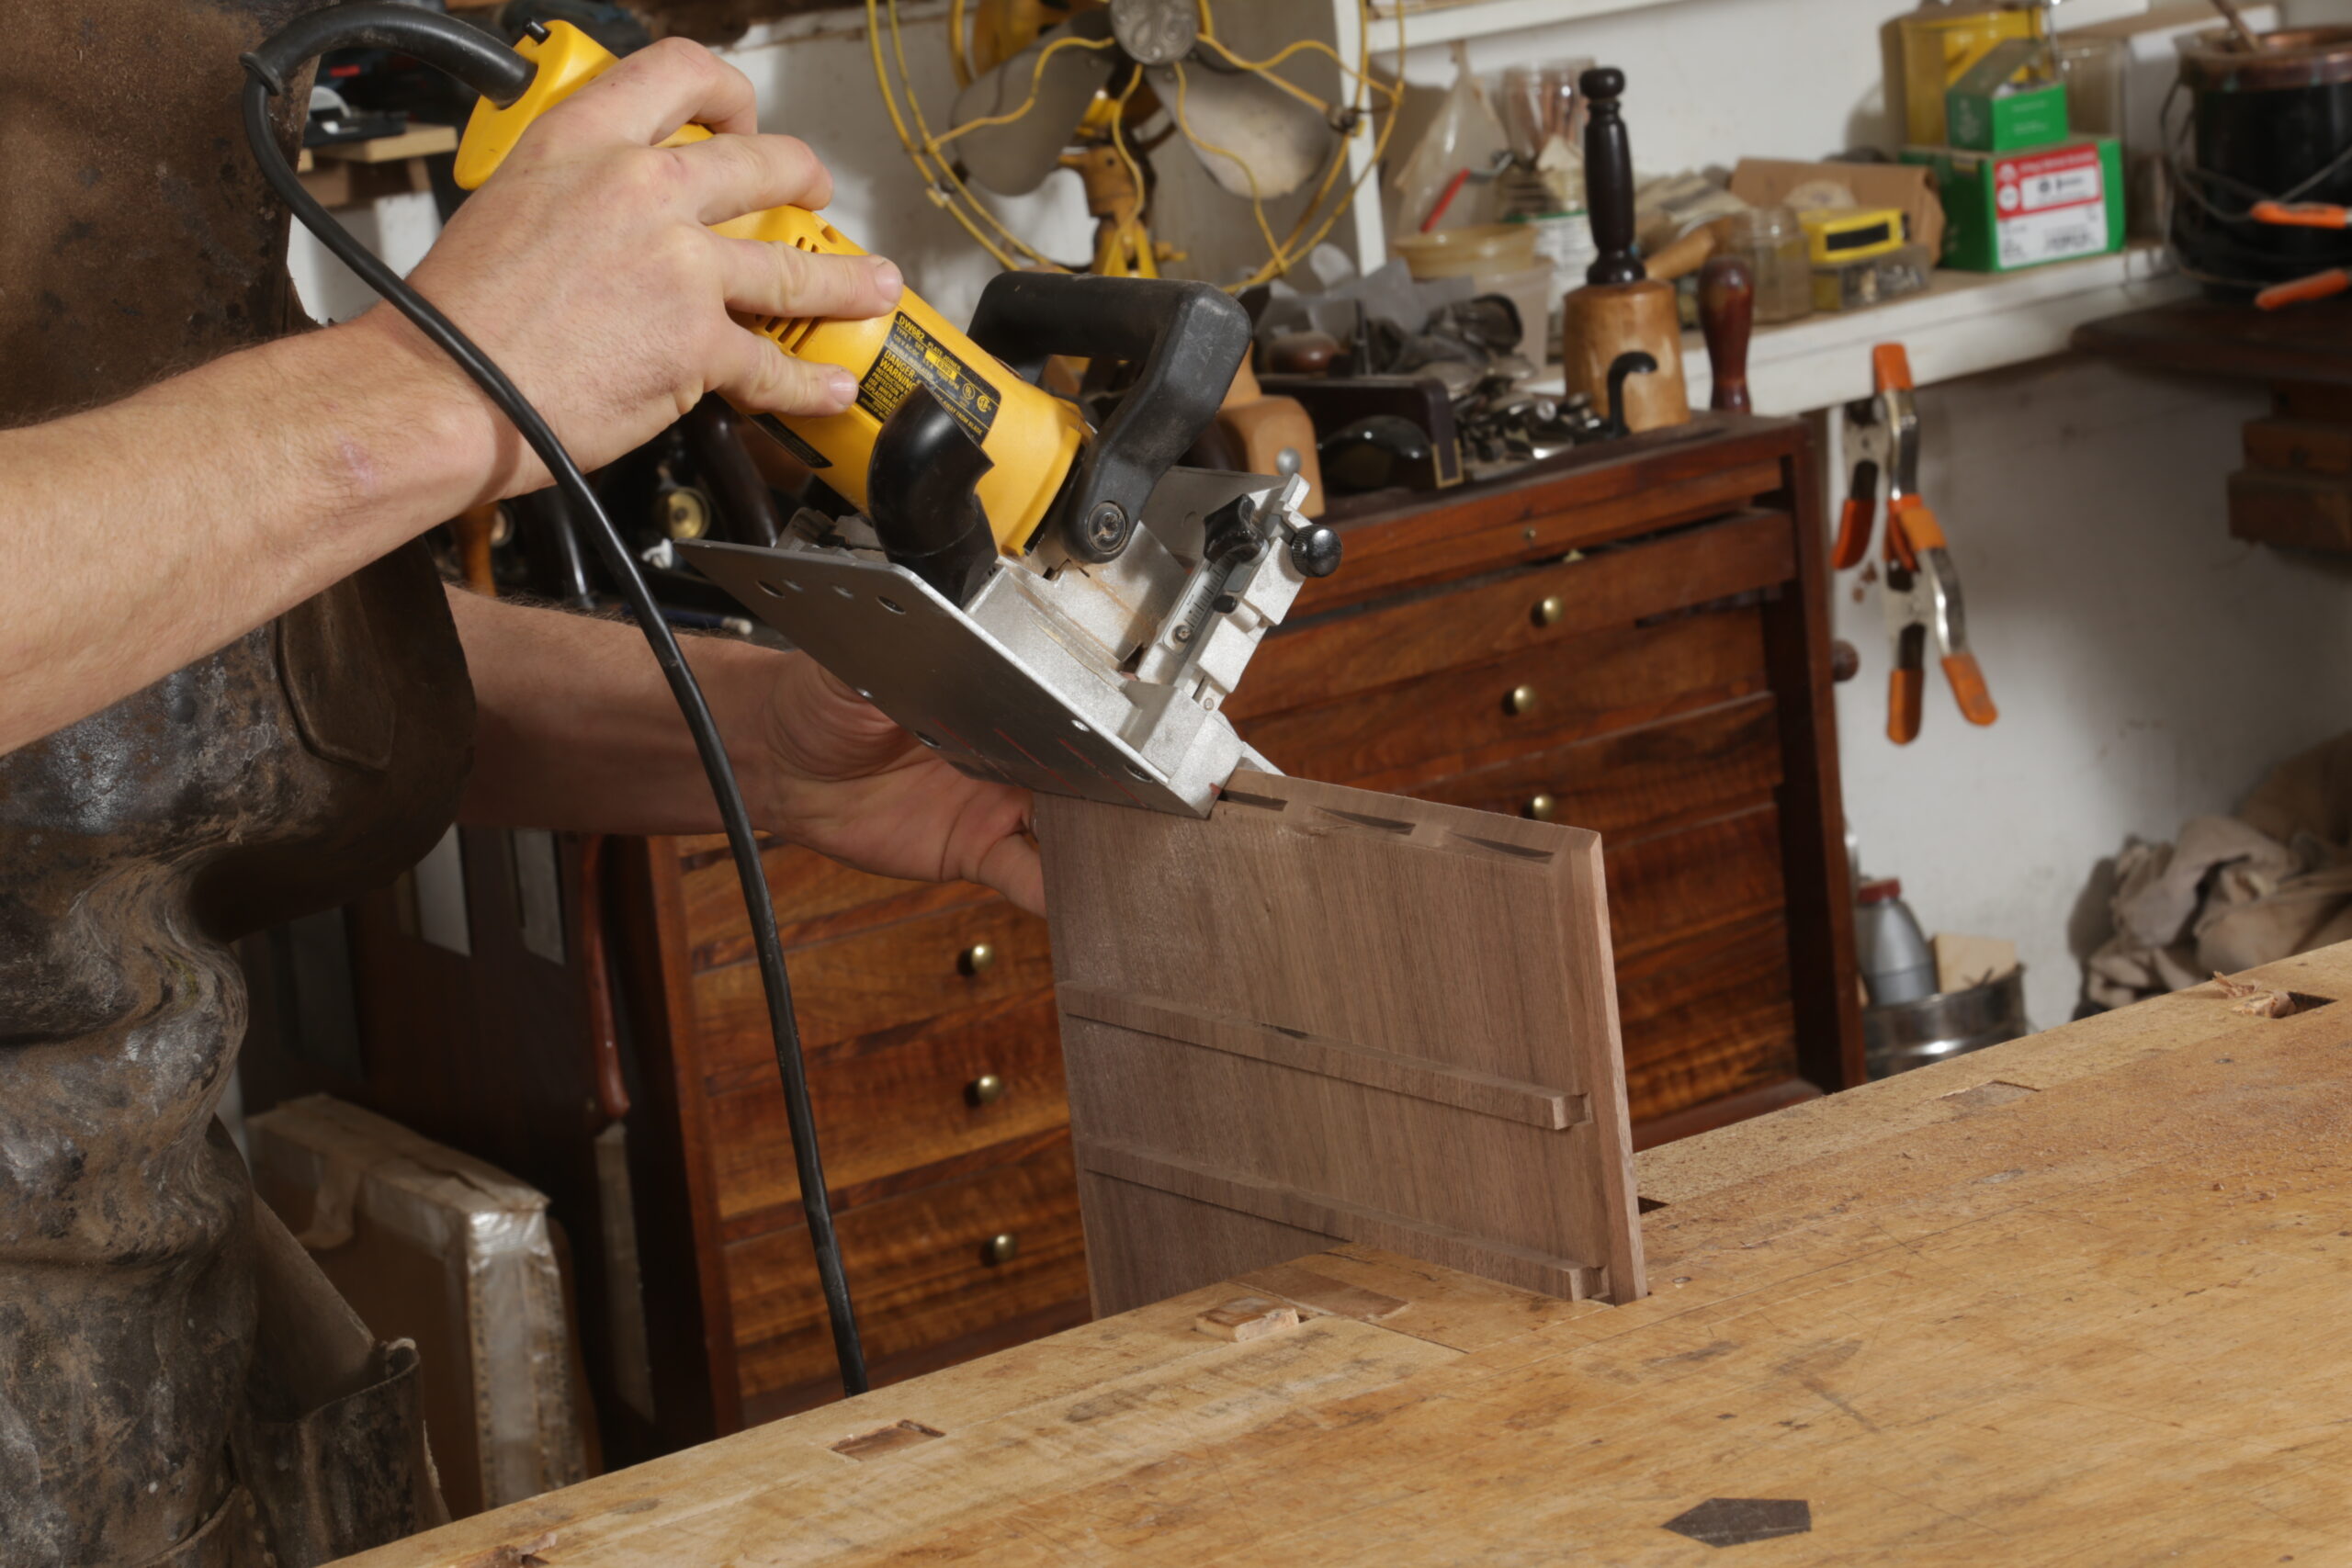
1830;360;2352;1029
291;0;2352;1032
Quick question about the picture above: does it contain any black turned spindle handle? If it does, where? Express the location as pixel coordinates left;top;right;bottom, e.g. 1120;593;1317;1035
1579;66;1643;288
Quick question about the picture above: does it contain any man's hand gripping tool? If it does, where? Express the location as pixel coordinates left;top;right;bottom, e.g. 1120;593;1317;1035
1835;344;1997;746
457;21;1340;818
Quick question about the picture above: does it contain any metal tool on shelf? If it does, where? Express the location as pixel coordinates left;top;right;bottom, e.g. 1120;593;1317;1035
1835;344;1998;745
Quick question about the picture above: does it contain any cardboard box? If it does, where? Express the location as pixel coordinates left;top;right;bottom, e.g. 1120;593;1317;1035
1728;158;1946;269
1904;138;2125;272
1944;39;2069;152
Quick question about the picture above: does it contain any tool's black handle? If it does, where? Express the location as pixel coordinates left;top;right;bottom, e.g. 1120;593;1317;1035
967;273;1251;561
1580;67;1644;288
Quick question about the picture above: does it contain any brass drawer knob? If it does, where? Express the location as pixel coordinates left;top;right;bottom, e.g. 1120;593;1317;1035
1532;595;1565;628
982;1232;1020;1266
1503;685;1538;717
957;942;997;976
1523;793;1558;822
967;1072;1006;1106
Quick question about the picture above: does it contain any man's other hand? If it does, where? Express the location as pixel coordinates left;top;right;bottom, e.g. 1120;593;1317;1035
356;38;899;494
759;656;1045;917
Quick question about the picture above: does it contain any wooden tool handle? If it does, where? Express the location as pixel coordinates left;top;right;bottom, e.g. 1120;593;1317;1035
1646;227;1716;283
1697;253;1754;413
1579;66;1643;288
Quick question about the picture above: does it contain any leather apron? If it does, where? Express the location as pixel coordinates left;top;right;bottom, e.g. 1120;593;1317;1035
0;2;475;1562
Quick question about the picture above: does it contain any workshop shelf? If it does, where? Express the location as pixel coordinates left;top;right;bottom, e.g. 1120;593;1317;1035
1363;0;1693;51
1529;242;2191;417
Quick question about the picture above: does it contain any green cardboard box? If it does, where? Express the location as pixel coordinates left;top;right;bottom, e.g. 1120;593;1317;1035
1944;38;2068;152
1903;138;2124;272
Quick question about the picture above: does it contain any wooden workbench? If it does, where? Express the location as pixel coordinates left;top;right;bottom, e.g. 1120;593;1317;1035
340;942;2352;1564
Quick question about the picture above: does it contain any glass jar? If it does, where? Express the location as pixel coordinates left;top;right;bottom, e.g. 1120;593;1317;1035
2053;33;2127;140
1725;206;1813;324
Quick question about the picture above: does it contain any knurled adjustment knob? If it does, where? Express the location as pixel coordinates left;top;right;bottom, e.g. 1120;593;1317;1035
1289;525;1342;579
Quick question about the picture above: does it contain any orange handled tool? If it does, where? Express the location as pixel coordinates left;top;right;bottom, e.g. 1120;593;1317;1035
1883;501;1996;743
1841;342;1996;743
1833;344;1921;570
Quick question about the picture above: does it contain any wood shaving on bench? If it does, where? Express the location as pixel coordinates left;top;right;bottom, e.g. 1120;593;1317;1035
2212;971;2298;1018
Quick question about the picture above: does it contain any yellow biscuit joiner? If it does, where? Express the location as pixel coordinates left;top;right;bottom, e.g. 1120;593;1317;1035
456;21;1086;559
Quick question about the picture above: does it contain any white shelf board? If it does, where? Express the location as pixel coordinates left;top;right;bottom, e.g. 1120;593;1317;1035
1363;0;1692;51
1531;243;2195;417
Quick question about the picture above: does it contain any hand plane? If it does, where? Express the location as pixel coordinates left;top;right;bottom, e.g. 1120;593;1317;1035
457;22;1340;816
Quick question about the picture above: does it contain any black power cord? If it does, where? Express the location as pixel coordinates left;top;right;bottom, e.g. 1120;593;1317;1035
241;5;868;1395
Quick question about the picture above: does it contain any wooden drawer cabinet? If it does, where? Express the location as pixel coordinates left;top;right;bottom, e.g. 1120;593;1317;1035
242;415;1858;1472
724;1132;1086;1425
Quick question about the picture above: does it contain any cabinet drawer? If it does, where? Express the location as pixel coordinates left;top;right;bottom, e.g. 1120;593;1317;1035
1605;803;1786;959
694;899;1052;1075
1239;604;1769;793
1617;912;1800;1122
674;837;985;965
726;1134;1087;1404
706;993;1068;1238
1412;694;1781;838
1234;511;1793;721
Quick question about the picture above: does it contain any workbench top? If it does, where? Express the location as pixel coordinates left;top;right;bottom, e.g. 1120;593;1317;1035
341;943;2352;1565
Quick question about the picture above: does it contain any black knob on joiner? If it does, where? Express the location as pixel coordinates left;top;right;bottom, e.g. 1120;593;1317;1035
1290;525;1342;579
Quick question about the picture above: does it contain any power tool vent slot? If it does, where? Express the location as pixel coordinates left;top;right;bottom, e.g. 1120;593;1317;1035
758;235;831;354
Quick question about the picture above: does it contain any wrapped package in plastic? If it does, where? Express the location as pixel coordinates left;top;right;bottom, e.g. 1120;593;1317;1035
245;1094;589;1518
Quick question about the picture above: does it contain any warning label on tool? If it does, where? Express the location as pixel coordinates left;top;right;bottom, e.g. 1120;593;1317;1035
855;312;1002;445
1993;145;2107;267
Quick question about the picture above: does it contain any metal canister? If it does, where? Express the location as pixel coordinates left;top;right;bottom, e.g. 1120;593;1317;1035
1893;0;2040;146
2174;28;2352;293
1863;965;2032;1079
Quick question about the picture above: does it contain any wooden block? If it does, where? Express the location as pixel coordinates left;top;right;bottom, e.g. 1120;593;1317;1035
1193;1296;1302;1341
312;123;459;164
2245;415;2352;477
1932;931;2018;994
2275;380;2352;423
1035;771;1645;1316
1238;1261;1408;1323
2228;468;2352;551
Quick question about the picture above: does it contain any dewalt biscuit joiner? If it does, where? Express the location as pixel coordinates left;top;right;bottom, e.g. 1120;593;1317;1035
454;19;1340;818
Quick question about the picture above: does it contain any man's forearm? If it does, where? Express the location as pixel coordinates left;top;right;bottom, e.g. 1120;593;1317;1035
0;313;505;754
448;585;784;836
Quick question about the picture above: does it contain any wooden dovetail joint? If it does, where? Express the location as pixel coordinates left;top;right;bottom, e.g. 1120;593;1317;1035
2212;970;2298;1019
831;1420;946;1461
1193;1295;1303;1342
